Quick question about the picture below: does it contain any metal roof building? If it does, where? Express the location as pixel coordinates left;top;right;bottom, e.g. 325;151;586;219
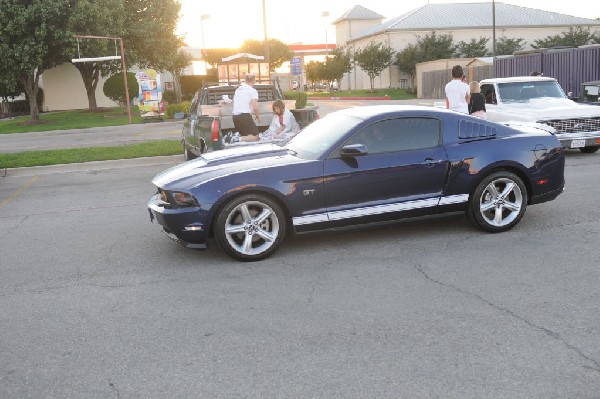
334;3;600;91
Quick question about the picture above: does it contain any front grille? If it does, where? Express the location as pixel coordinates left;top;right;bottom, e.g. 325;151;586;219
540;117;600;133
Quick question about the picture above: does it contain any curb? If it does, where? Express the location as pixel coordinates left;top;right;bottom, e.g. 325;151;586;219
1;155;182;178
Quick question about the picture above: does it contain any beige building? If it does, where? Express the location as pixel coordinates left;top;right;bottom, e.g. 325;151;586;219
334;2;600;91
39;62;178;112
40;63;115;111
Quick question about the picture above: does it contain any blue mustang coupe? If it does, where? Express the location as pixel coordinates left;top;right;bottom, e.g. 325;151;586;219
148;105;565;261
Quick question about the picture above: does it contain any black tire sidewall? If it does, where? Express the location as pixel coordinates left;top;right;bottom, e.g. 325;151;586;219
215;194;286;261
579;146;599;153
469;171;528;233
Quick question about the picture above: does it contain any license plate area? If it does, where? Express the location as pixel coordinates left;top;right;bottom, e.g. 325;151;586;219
570;139;586;148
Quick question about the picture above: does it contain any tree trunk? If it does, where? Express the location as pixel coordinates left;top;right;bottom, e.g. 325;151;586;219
74;63;100;111
19;72;40;120
369;76;375;92
171;71;182;103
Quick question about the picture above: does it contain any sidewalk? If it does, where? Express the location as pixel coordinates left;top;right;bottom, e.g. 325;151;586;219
0;119;183;154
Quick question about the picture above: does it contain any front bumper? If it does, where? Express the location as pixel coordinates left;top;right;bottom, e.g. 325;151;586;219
555;132;600;149
147;194;210;249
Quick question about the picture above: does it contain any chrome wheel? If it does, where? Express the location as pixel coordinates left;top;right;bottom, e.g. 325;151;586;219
216;194;286;261
469;171;527;233
479;177;523;227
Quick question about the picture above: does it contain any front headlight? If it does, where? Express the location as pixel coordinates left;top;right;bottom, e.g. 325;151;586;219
171;191;197;207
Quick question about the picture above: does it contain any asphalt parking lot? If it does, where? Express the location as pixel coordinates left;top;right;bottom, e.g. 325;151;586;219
1;150;599;397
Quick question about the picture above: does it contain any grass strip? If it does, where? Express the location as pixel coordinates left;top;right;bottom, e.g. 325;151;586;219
306;88;416;100
0;140;182;169
0;107;145;134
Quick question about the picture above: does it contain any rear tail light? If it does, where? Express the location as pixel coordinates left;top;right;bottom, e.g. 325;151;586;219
211;119;220;142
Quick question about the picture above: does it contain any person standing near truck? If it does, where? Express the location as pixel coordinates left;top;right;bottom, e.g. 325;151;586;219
232;74;261;136
445;65;470;114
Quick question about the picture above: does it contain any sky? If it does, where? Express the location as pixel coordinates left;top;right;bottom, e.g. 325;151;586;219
177;0;600;50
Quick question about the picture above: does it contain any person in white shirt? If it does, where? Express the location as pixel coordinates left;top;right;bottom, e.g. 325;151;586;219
232;74;260;136
445;65;470;114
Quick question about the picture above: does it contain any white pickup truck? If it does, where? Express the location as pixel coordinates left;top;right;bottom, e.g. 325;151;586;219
480;76;600;153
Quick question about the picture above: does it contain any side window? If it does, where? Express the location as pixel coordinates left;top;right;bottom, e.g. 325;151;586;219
481;84;496;104
341;118;441;155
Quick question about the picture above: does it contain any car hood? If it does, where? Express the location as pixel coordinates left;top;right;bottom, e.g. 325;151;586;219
492;98;600;121
152;143;299;190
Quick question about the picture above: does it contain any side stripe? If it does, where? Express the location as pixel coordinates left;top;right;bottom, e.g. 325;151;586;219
438;194;470;205
292;194;469;227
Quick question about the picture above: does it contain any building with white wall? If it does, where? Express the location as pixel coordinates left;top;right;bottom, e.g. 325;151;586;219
334;2;600;91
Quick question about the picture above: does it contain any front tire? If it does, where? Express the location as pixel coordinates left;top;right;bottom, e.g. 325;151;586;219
579;146;599;153
468;171;528;233
215;194;286;261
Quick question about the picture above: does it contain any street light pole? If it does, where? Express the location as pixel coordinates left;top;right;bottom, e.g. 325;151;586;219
492;0;496;76
322;11;329;58
200;14;209;74
262;0;269;71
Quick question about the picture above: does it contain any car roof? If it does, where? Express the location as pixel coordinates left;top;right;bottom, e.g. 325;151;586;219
334;104;452;119
480;76;557;84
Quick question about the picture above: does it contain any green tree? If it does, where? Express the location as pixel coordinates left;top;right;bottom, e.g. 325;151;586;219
353;41;395;92
123;0;182;69
323;46;353;91
69;0;183;111
532;27;596;48
162;49;192;103
495;37;526;55
456;37;490;57
203;48;238;68
305;61;324;89
69;0;126;111
0;74;22;117
240;38;293;71
395;32;456;85
0;0;74;121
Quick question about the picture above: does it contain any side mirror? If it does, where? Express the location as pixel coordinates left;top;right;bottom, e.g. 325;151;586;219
340;144;368;157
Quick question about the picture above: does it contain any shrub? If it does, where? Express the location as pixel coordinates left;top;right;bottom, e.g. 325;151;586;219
162;89;177;104
284;91;308;109
103;72;139;106
165;101;190;119
7;100;29;114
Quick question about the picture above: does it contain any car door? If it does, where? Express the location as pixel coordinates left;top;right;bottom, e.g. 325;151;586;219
322;117;449;224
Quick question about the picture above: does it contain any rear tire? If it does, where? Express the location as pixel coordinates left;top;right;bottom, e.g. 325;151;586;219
215;194;286;261
468;171;527;233
579;146;599;153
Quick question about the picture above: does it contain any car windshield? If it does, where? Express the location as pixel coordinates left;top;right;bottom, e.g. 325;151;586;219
497;81;566;103
285;113;363;159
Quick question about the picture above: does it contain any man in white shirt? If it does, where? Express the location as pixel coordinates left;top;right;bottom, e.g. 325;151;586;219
445;65;470;114
232;74;261;136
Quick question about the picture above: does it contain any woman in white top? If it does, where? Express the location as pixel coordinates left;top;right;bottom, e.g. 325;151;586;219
223;99;300;144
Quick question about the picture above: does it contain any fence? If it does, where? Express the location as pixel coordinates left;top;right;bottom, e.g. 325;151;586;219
494;45;600;98
421;65;493;99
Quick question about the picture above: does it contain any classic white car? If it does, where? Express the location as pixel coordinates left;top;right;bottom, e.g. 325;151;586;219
480;76;600;153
